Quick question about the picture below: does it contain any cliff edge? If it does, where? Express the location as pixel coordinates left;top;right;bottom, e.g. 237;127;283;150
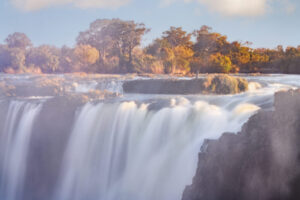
182;89;300;200
123;74;248;95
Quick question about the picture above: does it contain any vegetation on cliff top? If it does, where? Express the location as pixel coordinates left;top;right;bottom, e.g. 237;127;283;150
1;19;300;75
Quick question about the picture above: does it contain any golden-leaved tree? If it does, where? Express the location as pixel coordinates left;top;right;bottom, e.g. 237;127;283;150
73;45;100;72
146;27;194;74
77;19;149;73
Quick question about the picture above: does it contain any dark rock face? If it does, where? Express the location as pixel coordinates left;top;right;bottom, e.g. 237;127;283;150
182;89;300;200
0;93;118;200
123;75;248;95
22;97;83;200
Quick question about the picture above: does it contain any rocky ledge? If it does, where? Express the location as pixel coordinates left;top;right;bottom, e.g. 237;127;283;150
0;76;120;102
182;89;300;200
123;74;248;95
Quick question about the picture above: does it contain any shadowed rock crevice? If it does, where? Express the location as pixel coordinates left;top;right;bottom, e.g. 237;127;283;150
182;89;300;200
23;97;84;200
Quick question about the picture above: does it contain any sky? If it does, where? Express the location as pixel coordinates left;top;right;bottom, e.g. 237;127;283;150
0;0;299;49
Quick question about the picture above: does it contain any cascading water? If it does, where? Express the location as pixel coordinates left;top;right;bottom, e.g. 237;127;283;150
0;74;299;200
0;101;42;200
53;99;259;200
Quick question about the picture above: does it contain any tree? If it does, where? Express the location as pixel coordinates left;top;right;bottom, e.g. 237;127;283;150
193;26;229;56
0;45;26;72
5;32;32;49
77;19;149;72
190;56;207;73
73;45;100;72
147;27;194;74
160;47;175;73
191;26;231;74
77;19;114;62
173;46;194;73
131;48;164;74
228;42;251;71
162;27;193;48
105;19;149;72
0;45;11;71
145;38;164;56
26;45;60;73
59;46;74;73
286;46;300;57
209;53;232;73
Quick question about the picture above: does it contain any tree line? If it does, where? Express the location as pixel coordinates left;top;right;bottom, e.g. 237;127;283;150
1;18;300;74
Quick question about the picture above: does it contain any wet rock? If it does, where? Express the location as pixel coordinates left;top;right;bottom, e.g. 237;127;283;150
23;96;81;200
123;75;248;95
182;89;300;200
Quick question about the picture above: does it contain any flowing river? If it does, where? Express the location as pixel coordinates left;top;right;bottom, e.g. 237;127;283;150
0;74;299;200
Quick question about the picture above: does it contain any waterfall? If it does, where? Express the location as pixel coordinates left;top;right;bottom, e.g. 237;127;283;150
0;74;299;200
53;99;259;200
0;101;42;200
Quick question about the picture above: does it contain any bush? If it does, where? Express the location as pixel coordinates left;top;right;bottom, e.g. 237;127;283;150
203;74;248;94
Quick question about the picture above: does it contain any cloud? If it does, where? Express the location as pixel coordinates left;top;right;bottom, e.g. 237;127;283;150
11;0;131;11
160;0;192;7
160;0;295;17
199;0;268;16
282;0;296;14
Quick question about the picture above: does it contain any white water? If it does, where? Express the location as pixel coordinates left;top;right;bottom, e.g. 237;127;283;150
0;102;42;200
0;74;299;200
53;99;259;200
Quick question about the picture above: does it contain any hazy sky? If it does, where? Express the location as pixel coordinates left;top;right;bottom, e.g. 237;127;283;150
0;0;299;48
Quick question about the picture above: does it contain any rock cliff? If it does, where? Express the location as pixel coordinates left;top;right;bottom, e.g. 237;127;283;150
182;89;300;200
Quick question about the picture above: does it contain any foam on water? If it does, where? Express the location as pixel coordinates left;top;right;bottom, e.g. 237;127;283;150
52;100;259;200
0;74;299;200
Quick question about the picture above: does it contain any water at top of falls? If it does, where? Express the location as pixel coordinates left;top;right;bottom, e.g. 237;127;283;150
0;73;300;200
2;73;300;98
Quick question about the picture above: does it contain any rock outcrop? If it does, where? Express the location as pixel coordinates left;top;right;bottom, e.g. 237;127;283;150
123;75;248;95
182;89;300;200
